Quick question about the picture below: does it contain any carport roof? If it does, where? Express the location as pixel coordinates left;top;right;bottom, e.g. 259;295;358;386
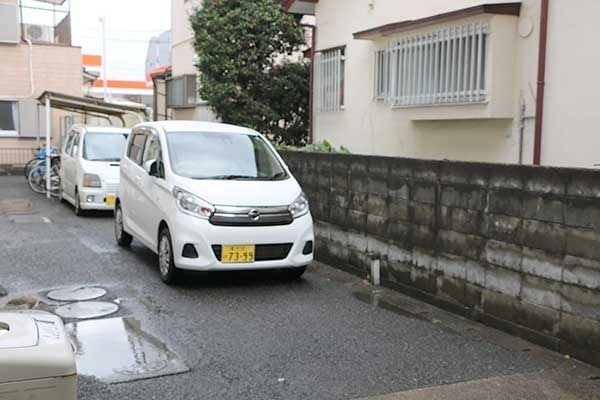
36;90;145;119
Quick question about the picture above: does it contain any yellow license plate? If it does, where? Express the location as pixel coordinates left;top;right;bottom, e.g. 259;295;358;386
105;195;116;207
221;245;255;263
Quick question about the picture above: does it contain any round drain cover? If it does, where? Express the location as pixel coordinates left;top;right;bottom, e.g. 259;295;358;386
54;301;118;319
48;287;107;302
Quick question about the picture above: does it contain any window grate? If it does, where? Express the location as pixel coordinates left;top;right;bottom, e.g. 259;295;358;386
315;47;345;112
375;22;489;107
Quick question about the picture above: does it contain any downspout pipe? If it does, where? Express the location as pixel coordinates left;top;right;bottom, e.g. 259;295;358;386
301;23;316;144
533;0;549;165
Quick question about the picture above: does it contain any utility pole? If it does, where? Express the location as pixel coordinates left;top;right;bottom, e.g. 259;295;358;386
99;17;109;100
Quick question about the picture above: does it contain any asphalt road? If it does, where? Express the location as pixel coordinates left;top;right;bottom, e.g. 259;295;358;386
1;176;599;400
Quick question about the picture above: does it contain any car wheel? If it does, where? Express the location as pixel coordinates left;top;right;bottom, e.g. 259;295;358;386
158;227;179;285
115;203;133;247
283;266;307;280
74;190;83;216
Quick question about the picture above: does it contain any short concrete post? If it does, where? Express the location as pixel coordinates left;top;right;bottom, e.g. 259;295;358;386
370;258;380;286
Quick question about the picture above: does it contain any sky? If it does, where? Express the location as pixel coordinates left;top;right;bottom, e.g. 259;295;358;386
21;0;172;81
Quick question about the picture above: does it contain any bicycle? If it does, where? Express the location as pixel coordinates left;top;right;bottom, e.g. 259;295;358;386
27;154;61;197
24;147;60;179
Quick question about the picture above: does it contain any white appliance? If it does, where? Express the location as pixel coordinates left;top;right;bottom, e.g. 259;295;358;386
0;312;77;400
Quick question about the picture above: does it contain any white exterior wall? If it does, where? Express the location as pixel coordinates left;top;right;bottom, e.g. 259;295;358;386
542;0;600;168
313;0;542;164
170;0;217;121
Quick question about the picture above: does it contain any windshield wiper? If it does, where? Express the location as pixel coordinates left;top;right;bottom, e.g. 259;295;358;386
90;157;121;162
269;172;287;180
209;175;257;180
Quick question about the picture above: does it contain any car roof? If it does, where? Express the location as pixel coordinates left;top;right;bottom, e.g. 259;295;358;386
136;120;260;136
71;125;130;134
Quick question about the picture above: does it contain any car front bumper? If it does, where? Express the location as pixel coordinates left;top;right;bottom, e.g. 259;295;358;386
78;187;116;211
170;212;314;271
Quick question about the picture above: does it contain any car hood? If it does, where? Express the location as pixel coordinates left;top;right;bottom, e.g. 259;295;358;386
174;177;303;207
81;159;121;181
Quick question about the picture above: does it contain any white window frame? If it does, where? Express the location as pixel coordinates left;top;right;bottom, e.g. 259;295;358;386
375;21;489;107
0;100;19;137
315;46;345;112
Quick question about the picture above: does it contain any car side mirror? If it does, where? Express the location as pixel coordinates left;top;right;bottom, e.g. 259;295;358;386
145;160;158;177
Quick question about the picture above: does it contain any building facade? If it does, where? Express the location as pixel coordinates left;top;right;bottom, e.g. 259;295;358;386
285;0;600;168
0;0;82;149
169;0;217;121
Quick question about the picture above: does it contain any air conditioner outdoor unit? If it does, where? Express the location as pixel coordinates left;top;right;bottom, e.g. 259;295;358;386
24;24;54;43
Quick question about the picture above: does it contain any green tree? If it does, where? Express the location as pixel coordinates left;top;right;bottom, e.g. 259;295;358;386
190;0;309;145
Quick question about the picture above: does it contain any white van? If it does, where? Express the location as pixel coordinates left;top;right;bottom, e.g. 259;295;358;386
115;121;314;284
60;125;129;215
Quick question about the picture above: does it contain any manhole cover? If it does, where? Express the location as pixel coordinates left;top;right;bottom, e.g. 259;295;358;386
48;287;106;302
54;301;118;319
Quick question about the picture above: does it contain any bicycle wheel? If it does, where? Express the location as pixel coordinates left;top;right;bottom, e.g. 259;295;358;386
28;165;47;194
23;158;40;179
48;164;61;198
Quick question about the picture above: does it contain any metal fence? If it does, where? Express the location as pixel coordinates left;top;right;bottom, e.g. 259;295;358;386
0;147;38;168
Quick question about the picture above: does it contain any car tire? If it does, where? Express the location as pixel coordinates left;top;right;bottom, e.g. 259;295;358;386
283;266;307;280
158;227;179;285
74;189;84;216
114;202;133;247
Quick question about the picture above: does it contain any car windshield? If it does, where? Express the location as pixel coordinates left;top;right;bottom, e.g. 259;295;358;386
166;132;288;180
83;132;129;162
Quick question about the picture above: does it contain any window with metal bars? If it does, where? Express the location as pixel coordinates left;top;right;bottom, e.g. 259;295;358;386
316;47;345;112
375;22;488;107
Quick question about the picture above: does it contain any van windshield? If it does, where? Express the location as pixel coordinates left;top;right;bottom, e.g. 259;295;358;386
166;132;288;180
83;132;129;162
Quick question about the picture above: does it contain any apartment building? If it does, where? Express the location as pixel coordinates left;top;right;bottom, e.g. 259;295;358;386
284;0;600;168
0;0;82;148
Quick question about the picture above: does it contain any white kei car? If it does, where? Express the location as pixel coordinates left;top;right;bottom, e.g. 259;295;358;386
114;121;314;284
60;125;129;215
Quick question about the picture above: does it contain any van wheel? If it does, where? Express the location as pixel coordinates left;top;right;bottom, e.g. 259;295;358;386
158;228;179;285
74;190;83;216
115;203;133;247
283;266;307;280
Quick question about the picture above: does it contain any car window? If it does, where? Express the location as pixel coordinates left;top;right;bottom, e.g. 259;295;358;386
128;133;147;165
70;133;80;157
166;132;287;180
82;132;128;162
142;136;160;165
64;132;75;156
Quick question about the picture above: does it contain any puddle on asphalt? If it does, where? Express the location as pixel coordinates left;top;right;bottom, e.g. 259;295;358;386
54;301;119;319
65;317;189;383
353;288;464;336
353;290;422;320
47;287;107;302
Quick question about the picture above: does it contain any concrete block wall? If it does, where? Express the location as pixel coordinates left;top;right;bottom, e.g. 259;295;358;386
282;151;600;367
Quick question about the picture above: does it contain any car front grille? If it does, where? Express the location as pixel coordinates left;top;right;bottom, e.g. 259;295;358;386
209;205;293;227
212;243;293;262
104;181;119;194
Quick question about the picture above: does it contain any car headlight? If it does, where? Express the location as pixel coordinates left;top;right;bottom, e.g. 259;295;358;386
289;192;309;219
83;173;102;188
172;187;214;219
